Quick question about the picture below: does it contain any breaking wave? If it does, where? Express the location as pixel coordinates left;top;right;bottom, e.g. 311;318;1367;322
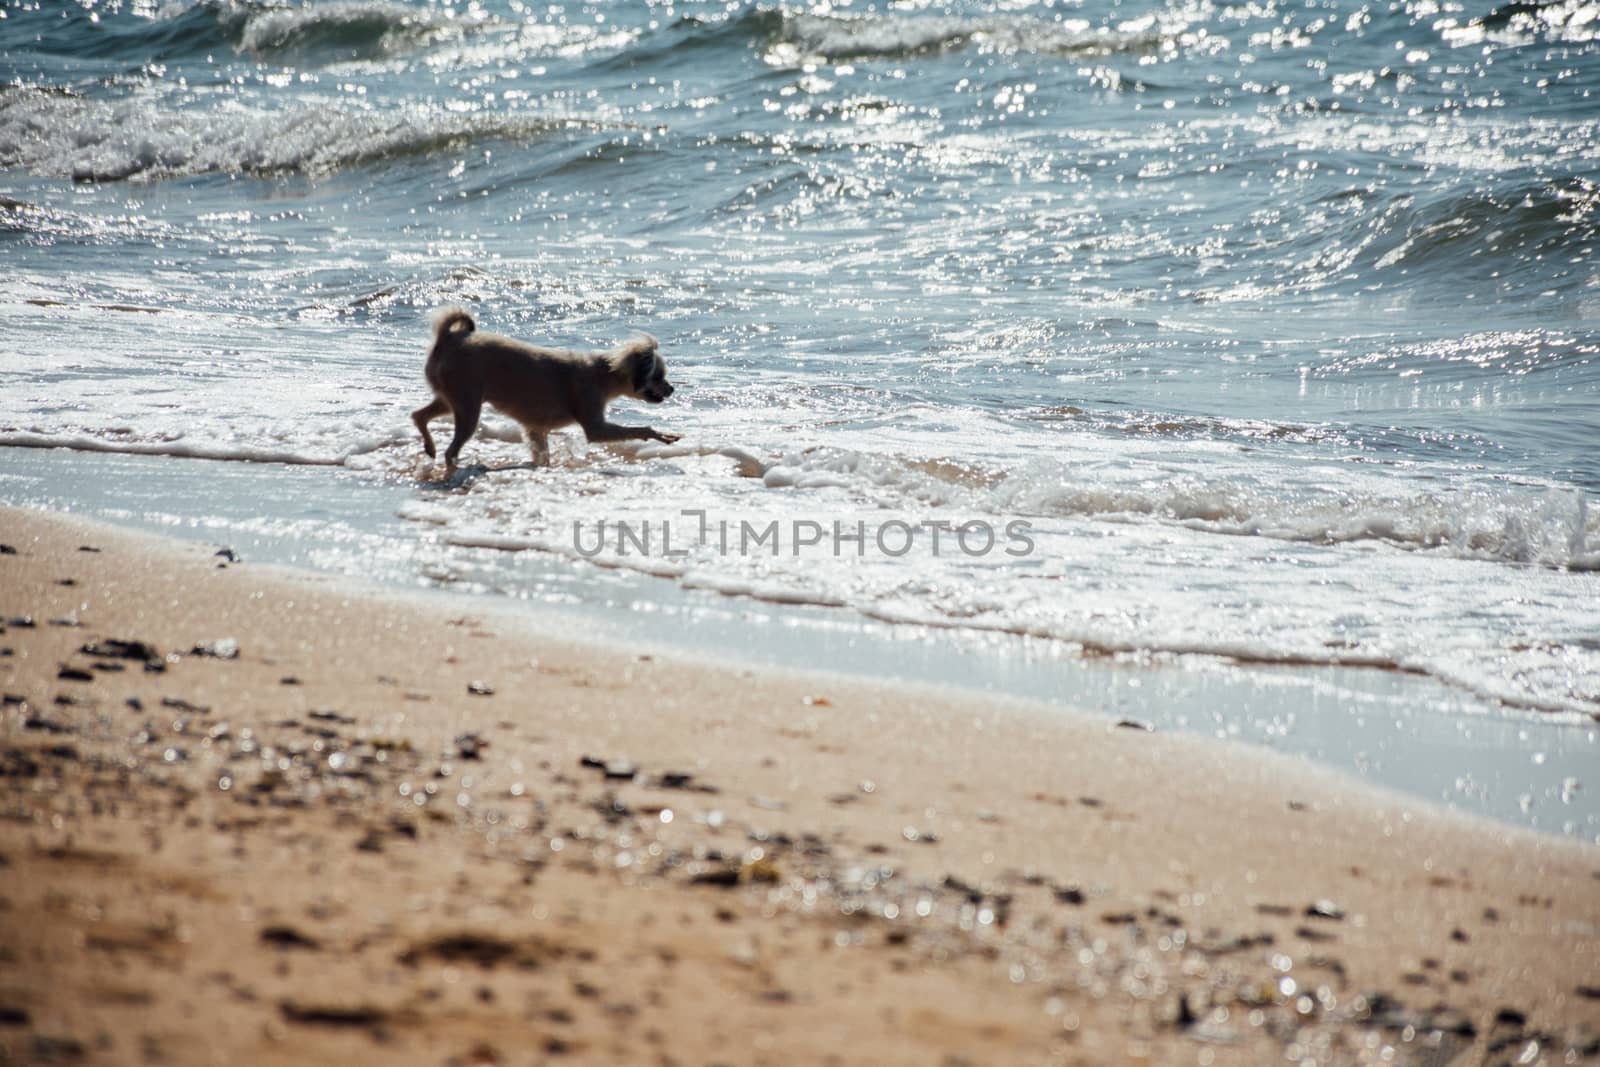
754;7;1211;64
222;0;463;60
5;0;471;65
747;444;1600;571
16;413;1592;571
0;87;598;182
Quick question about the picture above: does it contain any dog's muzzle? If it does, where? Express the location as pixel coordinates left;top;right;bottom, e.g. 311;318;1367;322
643;383;673;403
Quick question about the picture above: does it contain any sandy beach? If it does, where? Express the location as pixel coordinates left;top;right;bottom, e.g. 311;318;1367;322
1;504;1596;1066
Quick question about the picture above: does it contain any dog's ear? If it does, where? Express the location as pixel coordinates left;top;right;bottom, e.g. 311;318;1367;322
627;344;659;393
610;333;660;394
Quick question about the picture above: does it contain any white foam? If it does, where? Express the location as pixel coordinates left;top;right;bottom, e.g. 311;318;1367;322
761;464;853;490
0;429;374;467
369;419;1600;715
0;88;589;182
768;11;1185;64
227;0;454;58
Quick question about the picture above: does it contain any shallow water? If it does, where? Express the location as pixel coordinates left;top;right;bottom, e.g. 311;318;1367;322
6;437;1598;842
2;0;1598;833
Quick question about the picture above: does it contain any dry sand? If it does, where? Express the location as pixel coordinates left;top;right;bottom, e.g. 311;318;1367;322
1;504;1596;1066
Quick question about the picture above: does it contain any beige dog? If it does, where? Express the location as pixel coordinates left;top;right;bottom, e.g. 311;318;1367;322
412;307;680;471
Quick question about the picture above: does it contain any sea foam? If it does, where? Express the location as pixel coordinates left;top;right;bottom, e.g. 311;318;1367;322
0;88;592;182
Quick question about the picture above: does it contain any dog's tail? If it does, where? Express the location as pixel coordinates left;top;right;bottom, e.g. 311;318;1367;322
432;306;476;343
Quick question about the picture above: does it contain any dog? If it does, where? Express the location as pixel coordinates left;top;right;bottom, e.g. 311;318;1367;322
412;307;680;471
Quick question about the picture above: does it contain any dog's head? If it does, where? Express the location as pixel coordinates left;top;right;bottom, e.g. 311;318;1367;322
622;336;674;404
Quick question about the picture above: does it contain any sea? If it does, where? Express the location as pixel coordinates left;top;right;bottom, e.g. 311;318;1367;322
2;0;1597;839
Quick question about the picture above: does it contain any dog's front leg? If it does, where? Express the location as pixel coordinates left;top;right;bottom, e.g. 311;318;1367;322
580;420;681;445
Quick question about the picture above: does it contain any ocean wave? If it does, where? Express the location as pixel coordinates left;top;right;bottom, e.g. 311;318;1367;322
1017;473;1600;571
397;422;1600;572
137;0;471;64
6;0;471;65
219;0;463;61
1442;0;1600;46
0;87;595;182
1188;116;1600;302
14;411;1593;570
2;0;646;71
758;8;1209;64
734;444;1600;571
1310;327;1599;379
381;440;1600;714
583;9;779;72
591;5;1210;69
1364;177;1600;284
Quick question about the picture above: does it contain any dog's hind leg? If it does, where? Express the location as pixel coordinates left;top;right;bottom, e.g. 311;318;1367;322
442;390;482;471
412;397;449;458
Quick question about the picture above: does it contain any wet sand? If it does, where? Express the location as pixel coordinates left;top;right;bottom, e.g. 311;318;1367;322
1;504;1597;1066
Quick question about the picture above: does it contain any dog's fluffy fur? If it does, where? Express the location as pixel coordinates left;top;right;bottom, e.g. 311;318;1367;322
412;307;680;471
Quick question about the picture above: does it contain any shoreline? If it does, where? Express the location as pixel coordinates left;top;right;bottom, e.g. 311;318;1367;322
3;446;1595;844
2;505;1598;1064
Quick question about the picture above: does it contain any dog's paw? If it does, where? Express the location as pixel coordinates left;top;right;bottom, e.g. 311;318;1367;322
653;431;683;444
